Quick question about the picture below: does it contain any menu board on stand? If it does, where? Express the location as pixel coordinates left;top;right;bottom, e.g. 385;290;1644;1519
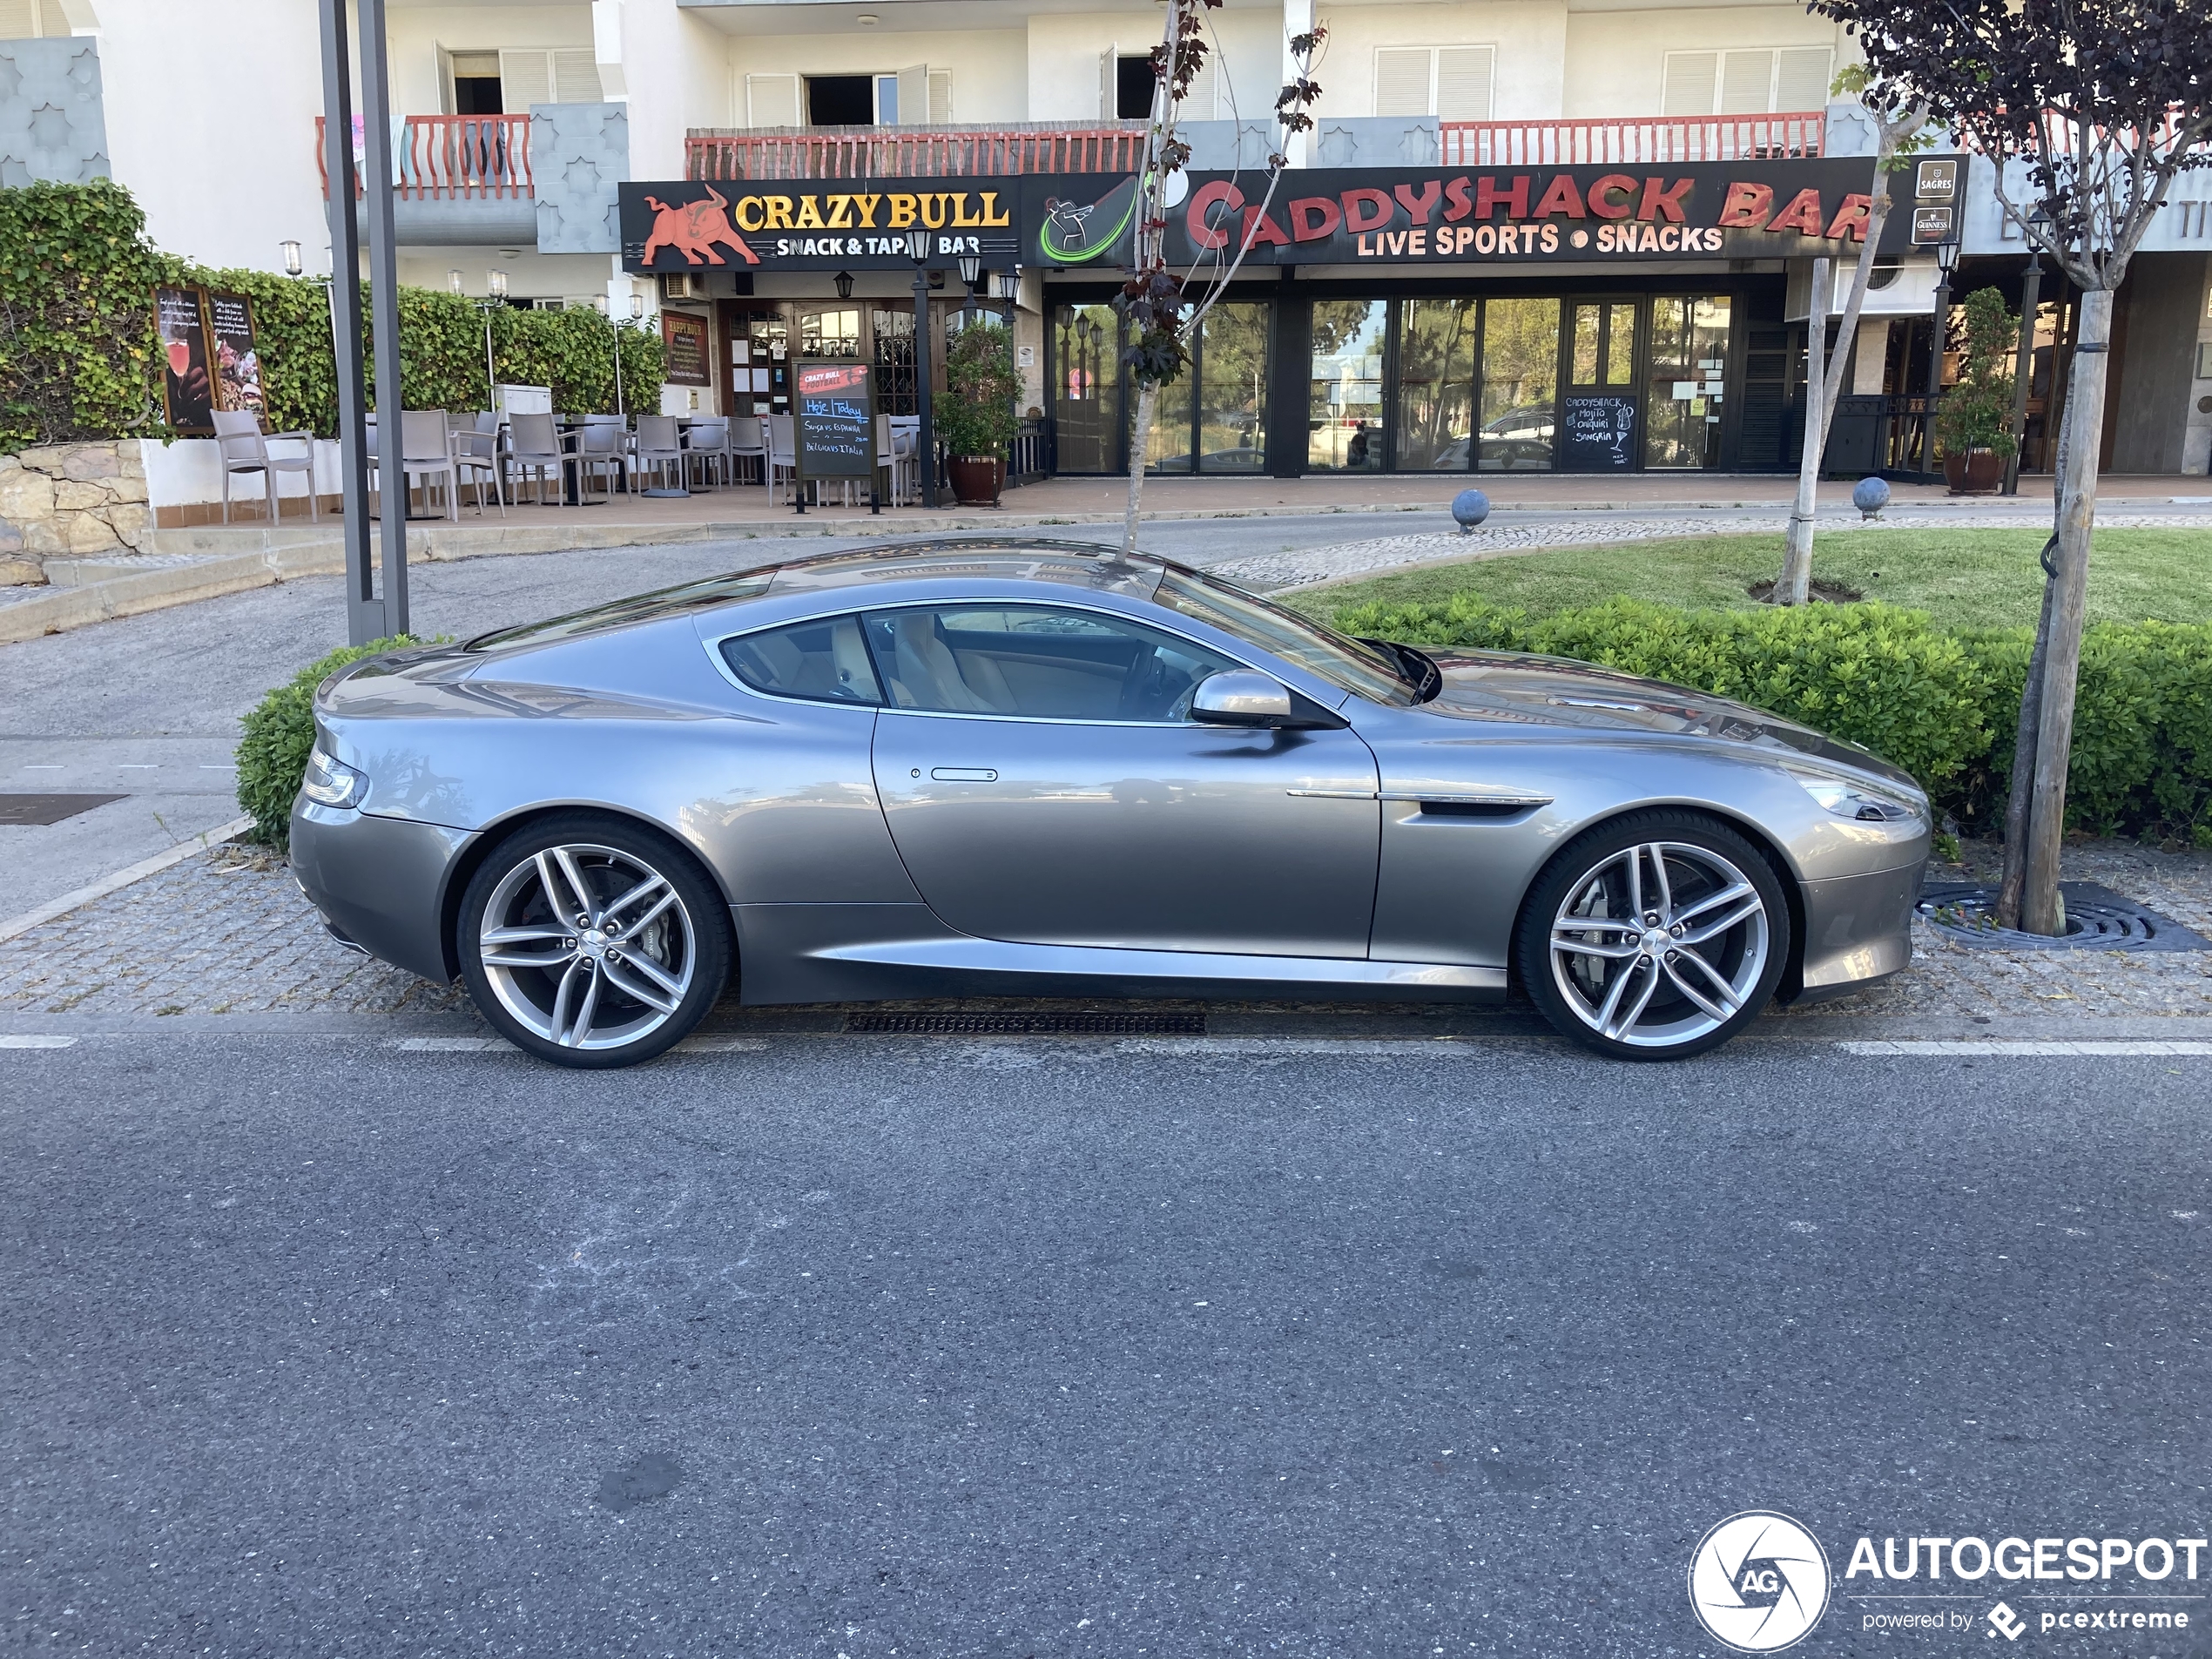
790;361;880;516
205;292;265;419
153;286;215;435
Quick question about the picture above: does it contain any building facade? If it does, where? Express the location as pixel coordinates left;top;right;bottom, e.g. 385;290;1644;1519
3;0;2207;475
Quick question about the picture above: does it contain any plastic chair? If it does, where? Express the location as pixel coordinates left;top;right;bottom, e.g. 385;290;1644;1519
212;409;318;525
685;417;731;489
766;414;800;503
729;415;767;486
876;415;917;506
399;410;460;522
506;412;577;506
577;416;628;501
449;412;505;516
632;415;686;493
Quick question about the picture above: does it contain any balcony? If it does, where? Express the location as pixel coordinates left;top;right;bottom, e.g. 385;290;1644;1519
687;122;1148;181
1442;111;1825;166
313;110;629;253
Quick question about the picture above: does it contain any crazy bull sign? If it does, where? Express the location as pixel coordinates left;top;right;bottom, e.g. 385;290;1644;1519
621;158;1953;275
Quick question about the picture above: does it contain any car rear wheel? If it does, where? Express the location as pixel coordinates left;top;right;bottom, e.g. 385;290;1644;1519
1514;811;1790;1061
456;813;731;1068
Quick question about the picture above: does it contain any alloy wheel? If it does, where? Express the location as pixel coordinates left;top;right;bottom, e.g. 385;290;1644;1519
1546;840;1770;1051
477;841;697;1051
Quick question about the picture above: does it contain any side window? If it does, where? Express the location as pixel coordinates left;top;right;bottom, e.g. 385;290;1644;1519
719;614;880;705
862;605;1239;723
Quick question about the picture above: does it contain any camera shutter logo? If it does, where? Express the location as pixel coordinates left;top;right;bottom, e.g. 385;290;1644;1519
1688;1511;1832;1652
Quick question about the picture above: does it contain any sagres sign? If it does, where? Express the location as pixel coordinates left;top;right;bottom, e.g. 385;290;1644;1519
621;181;1020;273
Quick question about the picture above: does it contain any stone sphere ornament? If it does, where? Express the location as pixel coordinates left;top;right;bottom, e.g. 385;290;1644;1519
1851;476;1892;520
1452;488;1491;533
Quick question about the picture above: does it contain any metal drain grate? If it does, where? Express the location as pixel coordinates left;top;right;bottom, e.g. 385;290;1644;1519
844;1010;1208;1036
1919;881;2211;952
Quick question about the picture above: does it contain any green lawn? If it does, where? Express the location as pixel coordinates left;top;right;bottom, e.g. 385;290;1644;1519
1289;529;2212;631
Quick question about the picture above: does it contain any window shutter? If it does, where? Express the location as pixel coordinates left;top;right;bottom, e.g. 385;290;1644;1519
499;50;553;114
0;0;38;37
1435;46;1494;120
1661;51;1718;117
551;49;603;103
1718;49;1775;114
1776;47;1833;110
1100;47;1118;121
1373;47;1433;118
745;71;799;128
1181;56;1216;121
927;69;952;123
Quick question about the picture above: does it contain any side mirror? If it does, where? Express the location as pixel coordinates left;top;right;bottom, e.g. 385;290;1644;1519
1191;670;1295;727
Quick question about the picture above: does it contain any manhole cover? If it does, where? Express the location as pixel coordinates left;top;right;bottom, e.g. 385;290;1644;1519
1919;881;2211;952
0;792;125;826
844;1010;1207;1035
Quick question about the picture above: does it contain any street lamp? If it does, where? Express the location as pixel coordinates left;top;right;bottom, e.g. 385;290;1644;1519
477;270;509;413
957;251;982;324
593;293;629;418
448;268;463;295
833;269;855;302
2003;212;2049;496
280;240;304;278
1925;237;1962;472
904;225;938;508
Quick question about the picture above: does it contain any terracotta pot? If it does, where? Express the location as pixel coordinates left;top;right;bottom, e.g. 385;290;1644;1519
948;455;1004;508
1944;448;2004;495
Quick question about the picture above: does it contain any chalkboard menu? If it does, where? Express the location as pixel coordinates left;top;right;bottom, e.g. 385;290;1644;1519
794;361;876;479
1560;394;1638;471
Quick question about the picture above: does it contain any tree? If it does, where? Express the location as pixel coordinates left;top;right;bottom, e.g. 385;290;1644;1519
1805;0;2212;932
1772;67;1929;605
1117;0;1325;554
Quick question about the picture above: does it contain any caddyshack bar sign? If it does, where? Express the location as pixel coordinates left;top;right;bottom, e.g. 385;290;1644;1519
1045;157;1959;269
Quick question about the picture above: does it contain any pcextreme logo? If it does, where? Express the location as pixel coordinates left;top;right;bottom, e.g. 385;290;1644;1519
1689;1511;1833;1652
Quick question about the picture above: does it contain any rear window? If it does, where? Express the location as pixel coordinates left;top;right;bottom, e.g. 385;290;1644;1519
719;614;881;705
467;571;774;651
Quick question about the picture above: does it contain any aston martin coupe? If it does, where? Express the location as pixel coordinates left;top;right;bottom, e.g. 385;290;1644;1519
290;539;1928;1066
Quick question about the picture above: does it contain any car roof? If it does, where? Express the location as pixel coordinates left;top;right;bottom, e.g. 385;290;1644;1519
763;538;1165;600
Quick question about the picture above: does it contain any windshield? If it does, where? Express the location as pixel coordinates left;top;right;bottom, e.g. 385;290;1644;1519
1152;568;1418;706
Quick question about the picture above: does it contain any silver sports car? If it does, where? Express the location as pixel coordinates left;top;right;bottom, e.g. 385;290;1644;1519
291;539;1928;1066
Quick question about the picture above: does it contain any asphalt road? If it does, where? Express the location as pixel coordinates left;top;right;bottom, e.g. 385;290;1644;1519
4;1034;2207;1656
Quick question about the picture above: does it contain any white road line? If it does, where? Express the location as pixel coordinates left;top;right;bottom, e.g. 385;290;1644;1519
0;813;254;946
0;1035;77;1049
1842;1039;2212;1056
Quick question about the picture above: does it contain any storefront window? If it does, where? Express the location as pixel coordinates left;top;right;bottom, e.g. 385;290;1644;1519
1309;300;1386;470
799;307;860;357
872;309;914;416
1646;296;1730;469
1142;360;1197;474
1395;298;1477;471
1054;304;1120;474
1196;302;1270;473
1479;298;1559;471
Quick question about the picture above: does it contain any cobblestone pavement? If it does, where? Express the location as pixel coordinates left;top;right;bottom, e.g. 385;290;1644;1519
1214;511;2212;590
3;836;2206;1026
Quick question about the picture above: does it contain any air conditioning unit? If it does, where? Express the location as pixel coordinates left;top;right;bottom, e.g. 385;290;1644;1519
659;273;702;302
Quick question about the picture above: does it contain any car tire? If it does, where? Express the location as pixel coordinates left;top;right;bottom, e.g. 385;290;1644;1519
455;813;732;1069
1514;810;1791;1062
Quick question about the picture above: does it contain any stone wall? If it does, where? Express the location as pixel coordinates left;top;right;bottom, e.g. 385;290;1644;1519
0;442;151;584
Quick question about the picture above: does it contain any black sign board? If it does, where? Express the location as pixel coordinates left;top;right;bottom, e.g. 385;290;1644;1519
1559;394;1639;470
793;361;875;478
154;285;214;435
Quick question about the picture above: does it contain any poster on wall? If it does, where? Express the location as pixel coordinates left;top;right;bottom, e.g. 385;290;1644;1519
206;292;266;420
661;311;711;386
154;286;215;435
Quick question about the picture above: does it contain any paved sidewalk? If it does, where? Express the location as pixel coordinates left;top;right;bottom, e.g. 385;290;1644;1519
2;835;2203;1038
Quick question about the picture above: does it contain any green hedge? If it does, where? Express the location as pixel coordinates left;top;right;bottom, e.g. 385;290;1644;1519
234;637;425;850
1;180;661;451
1334;592;2212;846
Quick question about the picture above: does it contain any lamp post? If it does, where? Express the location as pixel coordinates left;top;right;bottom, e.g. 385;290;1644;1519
476;269;508;414
2002;226;2046;496
1925;236;1961;474
904;225;937;508
957;250;981;327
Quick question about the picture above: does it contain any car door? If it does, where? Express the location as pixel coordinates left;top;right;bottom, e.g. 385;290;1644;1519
866;603;1381;958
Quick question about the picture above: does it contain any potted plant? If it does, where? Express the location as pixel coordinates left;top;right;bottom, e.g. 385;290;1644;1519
936;320;1021;507
1934;287;2020;495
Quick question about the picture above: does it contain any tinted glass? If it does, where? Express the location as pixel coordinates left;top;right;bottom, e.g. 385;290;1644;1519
719;613;880;705
1479;297;1559;471
1197;302;1271;473
1646;295;1731;469
1151;570;1415;706
1309;300;1386;469
1053;304;1120;473
469;571;774;651
863;605;1238;723
1397;297;1478;470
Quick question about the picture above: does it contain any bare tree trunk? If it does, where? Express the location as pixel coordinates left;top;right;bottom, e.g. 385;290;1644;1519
1123;380;1157;556
1993;555;2054;928
1777;256;1830;604
2017;288;2113;936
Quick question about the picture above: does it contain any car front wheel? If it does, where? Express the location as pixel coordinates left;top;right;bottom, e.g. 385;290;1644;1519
1514;811;1790;1061
456;813;731;1068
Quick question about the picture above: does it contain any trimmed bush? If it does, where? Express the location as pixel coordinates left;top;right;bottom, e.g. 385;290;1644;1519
1335;591;2212;845
234;638;422;850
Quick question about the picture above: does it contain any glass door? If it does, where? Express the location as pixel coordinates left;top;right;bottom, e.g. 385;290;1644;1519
1645;296;1731;469
1308;300;1387;470
1478;298;1561;470
1053;303;1121;474
1395;298;1479;471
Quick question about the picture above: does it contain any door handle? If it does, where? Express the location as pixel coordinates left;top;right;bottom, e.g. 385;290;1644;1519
930;767;998;782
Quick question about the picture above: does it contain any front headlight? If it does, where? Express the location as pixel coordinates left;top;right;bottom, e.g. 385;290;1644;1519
301;745;369;810
1788;767;1922;824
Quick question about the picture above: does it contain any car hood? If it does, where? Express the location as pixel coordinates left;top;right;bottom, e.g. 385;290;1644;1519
1417;649;1924;795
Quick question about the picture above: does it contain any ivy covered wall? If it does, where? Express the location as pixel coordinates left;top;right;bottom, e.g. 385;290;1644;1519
0;180;661;454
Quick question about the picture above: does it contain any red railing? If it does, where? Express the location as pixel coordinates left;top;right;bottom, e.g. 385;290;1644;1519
315;114;534;199
1442;111;1824;166
688;124;1149;180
